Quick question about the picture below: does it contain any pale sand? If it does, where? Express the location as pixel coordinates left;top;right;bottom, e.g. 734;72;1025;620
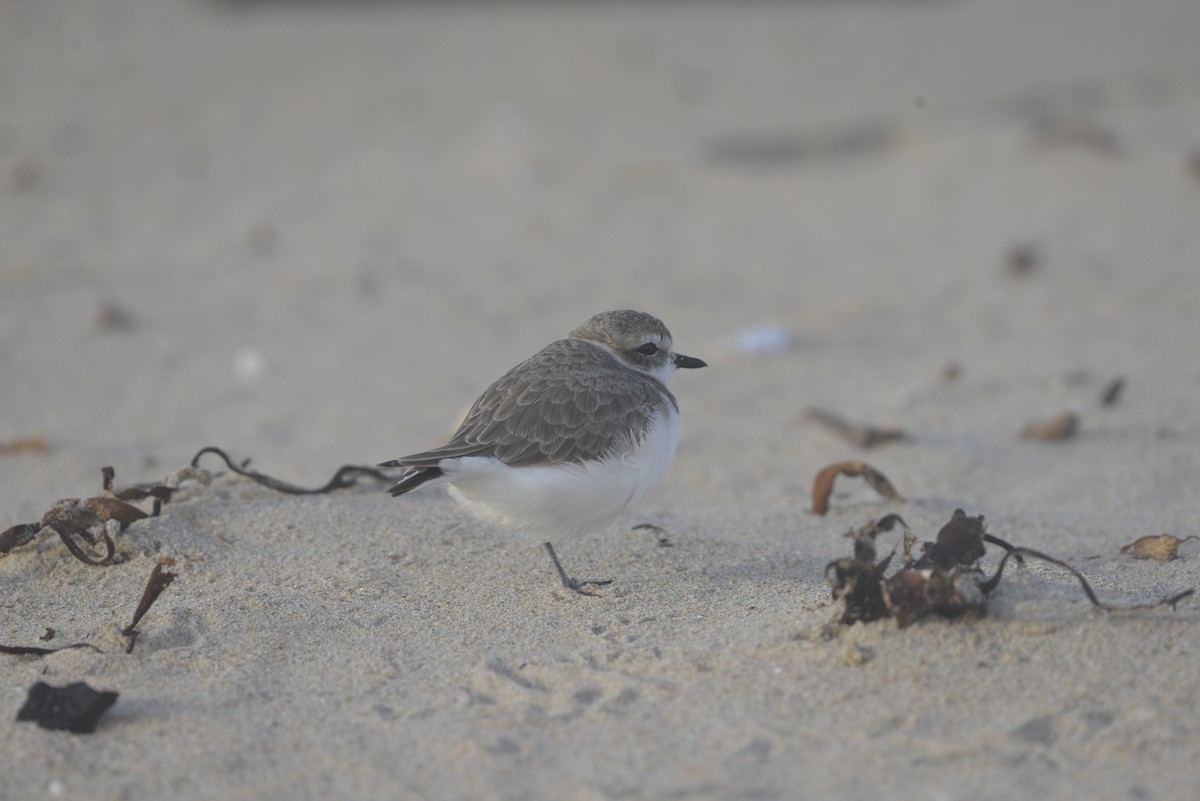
3;1;1200;799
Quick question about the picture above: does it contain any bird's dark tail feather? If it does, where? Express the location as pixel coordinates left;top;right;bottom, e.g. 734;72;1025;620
384;466;445;497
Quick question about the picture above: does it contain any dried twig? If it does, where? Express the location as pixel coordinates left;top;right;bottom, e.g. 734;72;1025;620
805;408;905;449
0;642;105;657
632;522;673;547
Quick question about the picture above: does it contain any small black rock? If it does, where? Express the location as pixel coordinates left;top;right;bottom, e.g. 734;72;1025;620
16;681;119;733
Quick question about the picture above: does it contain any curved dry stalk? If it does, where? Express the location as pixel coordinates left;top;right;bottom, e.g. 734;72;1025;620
981;547;1194;611
812;461;903;516
191;446;393;495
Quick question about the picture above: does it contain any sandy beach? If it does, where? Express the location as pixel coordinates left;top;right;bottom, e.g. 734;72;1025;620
3;1;1200;799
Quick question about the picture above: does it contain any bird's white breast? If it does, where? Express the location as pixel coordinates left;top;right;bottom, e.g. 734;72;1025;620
442;406;681;540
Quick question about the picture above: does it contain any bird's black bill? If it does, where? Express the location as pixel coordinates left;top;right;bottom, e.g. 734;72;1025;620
673;353;707;369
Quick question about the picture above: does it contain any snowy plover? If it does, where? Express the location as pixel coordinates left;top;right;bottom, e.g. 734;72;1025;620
380;310;706;594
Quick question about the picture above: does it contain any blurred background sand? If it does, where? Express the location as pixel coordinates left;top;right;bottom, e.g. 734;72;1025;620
3;0;1198;513
3;2;1200;799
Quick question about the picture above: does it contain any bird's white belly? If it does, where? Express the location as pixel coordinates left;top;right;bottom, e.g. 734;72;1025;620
442;408;681;539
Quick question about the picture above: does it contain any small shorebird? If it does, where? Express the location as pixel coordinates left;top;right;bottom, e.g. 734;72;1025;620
380;310;706;594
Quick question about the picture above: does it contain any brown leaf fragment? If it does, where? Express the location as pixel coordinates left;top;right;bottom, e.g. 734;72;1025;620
1020;411;1078;442
812;461;903;516
116;485;174;504
41;500;84;529
805;408;905;449
122;560;178;652
1;523;41;554
0;434;48;455
101;466;176;515
39;628;56;642
1121;534;1200;561
83;497;149;528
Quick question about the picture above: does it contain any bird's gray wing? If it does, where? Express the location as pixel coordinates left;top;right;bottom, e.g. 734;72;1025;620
389;339;676;469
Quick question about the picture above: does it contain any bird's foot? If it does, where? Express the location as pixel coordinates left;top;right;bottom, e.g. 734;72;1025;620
562;576;614;596
543;542;613;596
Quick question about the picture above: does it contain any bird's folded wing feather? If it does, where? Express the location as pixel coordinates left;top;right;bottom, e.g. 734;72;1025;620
391;340;675;469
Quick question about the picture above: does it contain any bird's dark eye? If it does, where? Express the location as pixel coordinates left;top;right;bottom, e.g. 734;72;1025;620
634;343;659;357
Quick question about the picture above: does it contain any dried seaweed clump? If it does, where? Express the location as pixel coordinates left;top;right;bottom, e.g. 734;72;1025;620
2;449;392;566
826;509;1193;628
0;466;188;565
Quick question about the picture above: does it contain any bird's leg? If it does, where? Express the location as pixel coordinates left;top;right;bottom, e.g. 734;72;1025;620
543;542;613;596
